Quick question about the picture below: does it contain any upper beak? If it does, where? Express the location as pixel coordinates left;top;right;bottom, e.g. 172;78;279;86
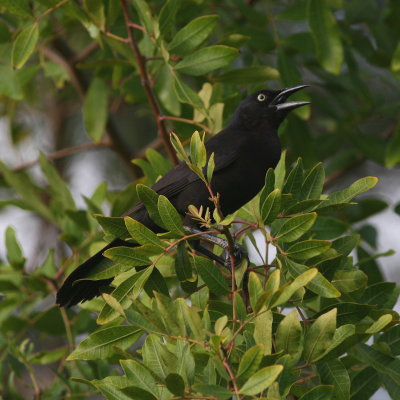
270;84;310;112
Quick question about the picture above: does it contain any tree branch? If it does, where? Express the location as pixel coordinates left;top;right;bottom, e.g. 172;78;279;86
119;0;178;165
10;140;112;172
160;116;213;133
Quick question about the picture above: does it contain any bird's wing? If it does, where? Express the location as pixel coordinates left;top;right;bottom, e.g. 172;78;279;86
126;133;241;216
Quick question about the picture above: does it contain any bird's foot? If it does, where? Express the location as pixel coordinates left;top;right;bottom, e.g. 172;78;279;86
223;243;248;271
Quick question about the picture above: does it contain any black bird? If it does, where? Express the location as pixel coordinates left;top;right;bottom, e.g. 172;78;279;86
56;85;310;307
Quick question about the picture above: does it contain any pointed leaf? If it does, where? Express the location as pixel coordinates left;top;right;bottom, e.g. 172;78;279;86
273;213;317;243
307;0;343;74
240;365;283;395
169;15;219;55
67;326;142;360
12;23;39;69
175;45;238;76
83;77;108;142
303;308;337;363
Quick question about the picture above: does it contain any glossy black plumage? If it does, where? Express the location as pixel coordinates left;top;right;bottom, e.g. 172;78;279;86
56;85;309;307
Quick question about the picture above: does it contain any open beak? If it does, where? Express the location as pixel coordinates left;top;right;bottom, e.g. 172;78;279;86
270;84;310;112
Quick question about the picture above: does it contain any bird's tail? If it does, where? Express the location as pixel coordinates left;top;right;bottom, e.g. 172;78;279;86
56;238;133;308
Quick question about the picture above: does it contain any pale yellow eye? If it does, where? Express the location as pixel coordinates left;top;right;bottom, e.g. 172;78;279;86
257;93;266;102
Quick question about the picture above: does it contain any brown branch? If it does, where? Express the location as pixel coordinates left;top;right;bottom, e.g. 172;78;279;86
100;30;129;43
70;41;99;64
46;38;139;176
36;0;70;21
10;140;112;172
120;0;178;165
127;22;146;32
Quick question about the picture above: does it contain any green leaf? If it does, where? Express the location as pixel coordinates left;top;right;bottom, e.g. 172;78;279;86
159;0;179;35
283;257;340;298
287;240;331;261
260;188;281;224
273;213;317;243
12;23;39;69
132;0;154;34
121;359;160;396
318;324;355;361
303;308;337;363
237;344;264;384
175;45;238;76
192;256;229;295
175;242;193;282
157;195;183;234
83;77;108;142
248;271;263;311
385;128;400;167
301;163;325;200
318;359;350;400
350;367;380;400
254;309;273;355
0;0;31;18
136;184;165;229
95;215;130;239
352;343;400;385
311;216;348;240
165;373;185;396
283;158;303;197
332;270;367;293
331;234;360;256
275;150;286;190
270;268;317;308
0;65;23;100
360;282;396;306
97;268;152;324
190;131;207;168
39;154;75;210
299;385;333;400
307;0;343;74
365;314;392;334
176;298;205;340
173;74;204;108
5;226;25;269
276;310;303;358
143;334;175;380
239;365;283;395
125;217;165;248
260;168;275;204
321;177;378;208
169;15;219;55
193;384;232;400
84;0;105;29
67;326;142;360
0;162;54;221
104;246;152;266
216;66;279;83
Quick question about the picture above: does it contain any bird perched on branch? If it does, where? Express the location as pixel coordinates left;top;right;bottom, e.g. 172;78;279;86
57;85;310;307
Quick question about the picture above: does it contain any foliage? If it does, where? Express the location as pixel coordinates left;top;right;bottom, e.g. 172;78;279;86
0;0;399;399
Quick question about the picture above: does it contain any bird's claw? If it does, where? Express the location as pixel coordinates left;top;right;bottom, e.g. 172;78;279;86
223;243;248;270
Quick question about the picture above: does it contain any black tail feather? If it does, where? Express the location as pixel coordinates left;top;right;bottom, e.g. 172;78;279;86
56;239;128;308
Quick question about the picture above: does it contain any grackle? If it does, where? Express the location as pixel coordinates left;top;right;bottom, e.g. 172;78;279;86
56;85;310;307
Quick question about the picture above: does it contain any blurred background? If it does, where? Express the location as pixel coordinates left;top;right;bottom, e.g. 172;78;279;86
0;0;399;398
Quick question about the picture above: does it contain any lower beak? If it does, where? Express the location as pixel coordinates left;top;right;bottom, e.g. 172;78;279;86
270;84;310;112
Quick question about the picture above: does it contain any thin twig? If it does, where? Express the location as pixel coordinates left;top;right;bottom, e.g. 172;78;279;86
160;116;213;134
120;0;178;164
100;30;129;43
9;140;112;172
36;0;70;21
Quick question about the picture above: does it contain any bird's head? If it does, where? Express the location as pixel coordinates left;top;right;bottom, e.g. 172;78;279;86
233;85;310;130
